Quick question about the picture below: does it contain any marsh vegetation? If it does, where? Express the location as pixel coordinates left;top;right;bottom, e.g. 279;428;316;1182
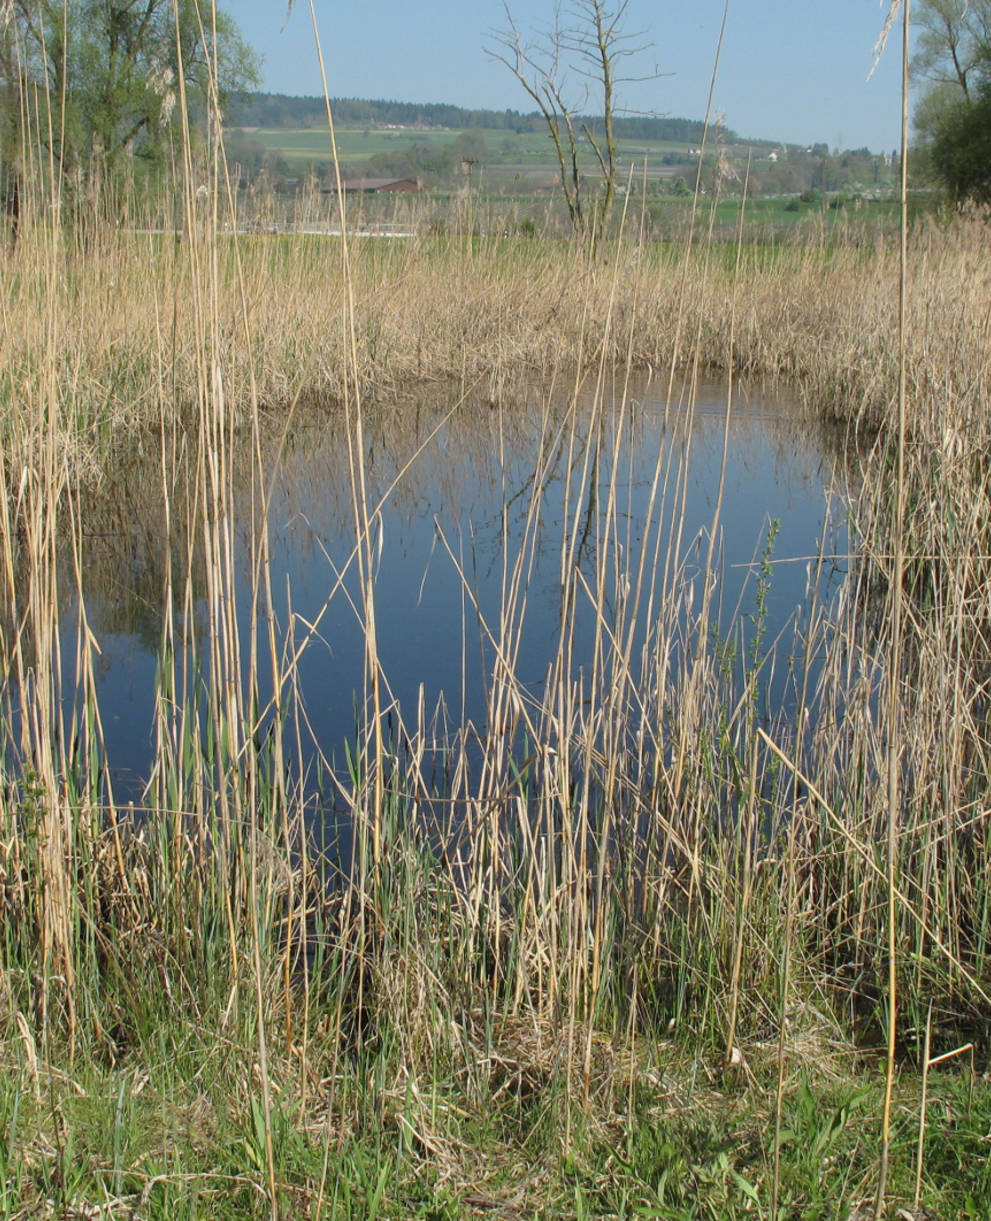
2;45;991;1220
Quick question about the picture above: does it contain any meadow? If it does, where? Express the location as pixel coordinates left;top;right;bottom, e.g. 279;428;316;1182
227;123;694;170
1;96;991;1221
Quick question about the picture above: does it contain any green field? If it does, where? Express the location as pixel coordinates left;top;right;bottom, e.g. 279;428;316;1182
230;125;470;160
226;123;698;176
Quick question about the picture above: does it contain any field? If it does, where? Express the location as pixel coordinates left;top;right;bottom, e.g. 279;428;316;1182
1;82;990;1221
228;123;696;167
224;121;909;245
224;113;904;221
228;119;733;198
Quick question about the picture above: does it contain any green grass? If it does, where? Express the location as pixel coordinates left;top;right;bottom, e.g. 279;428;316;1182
3;1010;989;1218
637;191;912;243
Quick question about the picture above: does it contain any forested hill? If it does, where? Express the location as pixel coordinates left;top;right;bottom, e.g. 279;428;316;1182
227;92;733;144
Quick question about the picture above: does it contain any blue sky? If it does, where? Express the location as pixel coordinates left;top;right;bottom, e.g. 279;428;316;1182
232;1;908;153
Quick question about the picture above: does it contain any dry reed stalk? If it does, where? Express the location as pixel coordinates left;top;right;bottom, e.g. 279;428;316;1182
3;215;990;489
877;2;911;1212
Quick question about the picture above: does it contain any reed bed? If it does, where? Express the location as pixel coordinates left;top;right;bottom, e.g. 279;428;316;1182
2;202;990;484
1;104;991;1219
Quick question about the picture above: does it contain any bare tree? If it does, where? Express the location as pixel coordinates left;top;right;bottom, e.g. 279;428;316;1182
488;1;656;242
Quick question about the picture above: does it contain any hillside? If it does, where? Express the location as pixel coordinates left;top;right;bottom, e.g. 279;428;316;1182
226;92;739;146
223;92;899;204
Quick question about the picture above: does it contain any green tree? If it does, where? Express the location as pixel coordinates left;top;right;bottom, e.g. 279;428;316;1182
5;0;259;180
913;0;991;202
928;84;991;204
914;0;991;103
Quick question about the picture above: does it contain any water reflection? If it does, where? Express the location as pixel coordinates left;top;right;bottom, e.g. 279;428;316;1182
64;372;848;799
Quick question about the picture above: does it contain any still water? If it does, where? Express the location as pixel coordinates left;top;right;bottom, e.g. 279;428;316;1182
70;373;848;800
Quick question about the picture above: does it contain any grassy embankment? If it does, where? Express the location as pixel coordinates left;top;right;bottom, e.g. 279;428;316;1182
2;158;991;1220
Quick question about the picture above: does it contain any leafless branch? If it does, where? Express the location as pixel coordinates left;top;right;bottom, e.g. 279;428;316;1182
487;0;659;242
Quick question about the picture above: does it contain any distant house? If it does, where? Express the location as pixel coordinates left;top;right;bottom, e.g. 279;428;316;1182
323;178;421;195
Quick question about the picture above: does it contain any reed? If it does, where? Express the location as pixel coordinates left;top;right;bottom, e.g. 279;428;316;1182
0;27;990;1220
1;192;990;483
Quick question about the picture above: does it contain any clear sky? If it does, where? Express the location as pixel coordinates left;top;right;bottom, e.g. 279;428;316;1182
231;1;909;154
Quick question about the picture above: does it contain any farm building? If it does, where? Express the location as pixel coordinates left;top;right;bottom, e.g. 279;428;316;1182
323;177;421;195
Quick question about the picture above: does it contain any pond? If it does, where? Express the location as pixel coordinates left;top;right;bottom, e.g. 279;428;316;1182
65;370;849;806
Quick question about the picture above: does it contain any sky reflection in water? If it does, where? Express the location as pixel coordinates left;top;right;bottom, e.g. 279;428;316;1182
74;373;848;800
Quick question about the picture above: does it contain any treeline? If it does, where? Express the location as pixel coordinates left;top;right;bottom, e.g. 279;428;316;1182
227;92;725;144
583;114;737;144
228;94;526;131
